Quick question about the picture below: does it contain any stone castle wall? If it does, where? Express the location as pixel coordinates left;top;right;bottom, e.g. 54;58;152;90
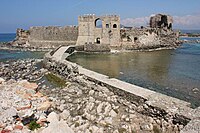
120;28;180;50
28;26;78;48
29;26;78;41
12;14;180;50
12;29;29;46
76;15;120;48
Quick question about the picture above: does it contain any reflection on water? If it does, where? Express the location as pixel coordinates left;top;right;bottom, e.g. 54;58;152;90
68;44;200;107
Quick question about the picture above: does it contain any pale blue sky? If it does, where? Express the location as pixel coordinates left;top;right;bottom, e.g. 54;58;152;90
0;0;200;33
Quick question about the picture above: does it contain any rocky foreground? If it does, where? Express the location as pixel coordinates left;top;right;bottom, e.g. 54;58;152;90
0;59;184;133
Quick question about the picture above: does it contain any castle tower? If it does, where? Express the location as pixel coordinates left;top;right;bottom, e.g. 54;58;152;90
76;14;121;47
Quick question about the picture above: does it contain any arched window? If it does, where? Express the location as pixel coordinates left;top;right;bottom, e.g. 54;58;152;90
113;24;117;28
96;38;100;44
95;18;102;28
134;37;138;42
106;24;109;28
168;23;172;30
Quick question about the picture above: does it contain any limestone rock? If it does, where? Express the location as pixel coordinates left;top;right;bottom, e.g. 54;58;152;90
97;102;104;114
0;77;5;84
140;123;153;131
42;119;74;133
14;125;23;130
60;110;70;120
38;101;51;111
47;112;59;123
89;90;95;95
110;109;117;117
19;80;38;90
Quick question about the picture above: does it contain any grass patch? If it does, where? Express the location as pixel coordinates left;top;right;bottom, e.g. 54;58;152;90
28;121;41;131
118;128;127;133
153;125;161;133
45;73;67;87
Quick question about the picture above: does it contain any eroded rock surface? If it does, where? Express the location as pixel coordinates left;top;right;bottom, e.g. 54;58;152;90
42;75;183;133
0;59;188;132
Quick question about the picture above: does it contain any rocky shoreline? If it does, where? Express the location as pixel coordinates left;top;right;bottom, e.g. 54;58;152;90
0;59;185;133
180;39;200;44
0;43;52;52
0;41;181;53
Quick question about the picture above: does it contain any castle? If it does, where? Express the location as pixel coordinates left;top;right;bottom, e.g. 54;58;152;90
13;14;180;51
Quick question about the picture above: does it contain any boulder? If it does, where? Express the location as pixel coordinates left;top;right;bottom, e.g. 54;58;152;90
42;119;74;133
97;102;104;114
140;123;153;131
109;109;117;117
19;80;38;90
60;110;70;120
14;125;23;130
47;112;59;123
0;77;5;84
38;101;51;111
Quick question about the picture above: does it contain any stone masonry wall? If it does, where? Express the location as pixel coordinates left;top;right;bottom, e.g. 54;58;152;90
12;29;29;46
76;15;120;47
28;26;78;48
120;28;180;50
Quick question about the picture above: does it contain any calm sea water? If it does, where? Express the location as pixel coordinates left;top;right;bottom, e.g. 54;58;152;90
0;33;45;61
0;50;45;62
0;33;16;42
68;39;200;107
180;30;200;34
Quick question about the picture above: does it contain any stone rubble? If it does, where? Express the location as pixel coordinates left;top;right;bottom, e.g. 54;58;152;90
0;59;184;133
42;75;184;133
0;59;46;81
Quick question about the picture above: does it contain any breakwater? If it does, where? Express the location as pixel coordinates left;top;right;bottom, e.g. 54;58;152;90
44;50;200;133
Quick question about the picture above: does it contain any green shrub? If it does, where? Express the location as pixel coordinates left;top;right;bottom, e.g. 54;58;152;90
45;73;67;87
28;121;41;131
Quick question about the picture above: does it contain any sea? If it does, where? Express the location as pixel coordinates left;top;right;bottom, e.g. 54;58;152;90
0;33;45;61
0;32;200;107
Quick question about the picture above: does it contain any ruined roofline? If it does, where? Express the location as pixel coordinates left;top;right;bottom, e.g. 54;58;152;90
151;13;171;17
78;14;119;18
29;25;78;29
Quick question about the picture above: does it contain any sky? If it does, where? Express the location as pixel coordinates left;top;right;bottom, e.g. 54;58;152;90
0;0;200;33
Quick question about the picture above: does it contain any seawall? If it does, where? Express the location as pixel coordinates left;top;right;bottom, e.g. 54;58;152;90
44;51;200;133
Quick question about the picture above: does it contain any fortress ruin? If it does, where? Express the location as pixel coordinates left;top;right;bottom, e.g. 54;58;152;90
13;14;180;51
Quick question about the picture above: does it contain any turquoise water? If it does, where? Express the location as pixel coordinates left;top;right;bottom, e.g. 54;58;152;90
0;33;16;42
0;33;45;61
0;50;45;62
68;41;200;107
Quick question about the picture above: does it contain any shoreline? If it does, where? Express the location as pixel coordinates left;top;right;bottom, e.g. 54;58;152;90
45;51;200;132
180;36;200;38
0;55;199;132
0;42;179;53
0;59;184;133
0;45;52;52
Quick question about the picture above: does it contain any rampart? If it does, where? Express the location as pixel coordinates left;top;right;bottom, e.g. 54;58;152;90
12;14;180;51
28;26;78;48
